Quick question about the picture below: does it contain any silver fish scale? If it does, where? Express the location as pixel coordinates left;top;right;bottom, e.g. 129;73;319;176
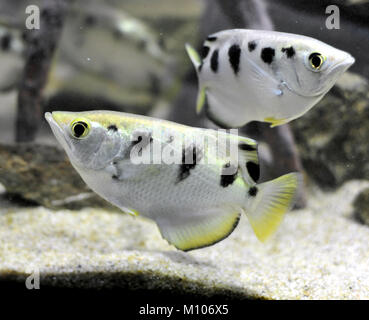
112;157;245;221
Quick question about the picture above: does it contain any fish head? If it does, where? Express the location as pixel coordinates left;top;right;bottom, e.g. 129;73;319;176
45;111;124;170
277;38;355;98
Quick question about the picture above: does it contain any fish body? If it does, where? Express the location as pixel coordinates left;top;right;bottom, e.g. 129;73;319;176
46;110;301;251
186;29;355;128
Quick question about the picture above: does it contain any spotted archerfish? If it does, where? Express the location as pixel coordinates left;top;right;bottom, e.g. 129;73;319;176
45;110;301;251
186;29;355;128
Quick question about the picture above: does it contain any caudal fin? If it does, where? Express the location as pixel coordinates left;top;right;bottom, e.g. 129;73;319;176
185;43;207;114
244;173;302;242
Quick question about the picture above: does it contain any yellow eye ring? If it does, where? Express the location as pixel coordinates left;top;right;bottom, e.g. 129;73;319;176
70;119;90;139
309;52;325;70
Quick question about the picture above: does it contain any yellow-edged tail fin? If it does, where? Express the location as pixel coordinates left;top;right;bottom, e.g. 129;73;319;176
185;43;207;114
245;173;302;242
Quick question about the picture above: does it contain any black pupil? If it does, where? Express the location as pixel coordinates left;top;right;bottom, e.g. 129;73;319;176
310;54;322;68
73;122;86;137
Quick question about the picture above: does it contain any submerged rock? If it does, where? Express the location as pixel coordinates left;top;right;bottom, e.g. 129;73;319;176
291;73;369;189
0;144;116;211
354;187;369;226
0;180;368;299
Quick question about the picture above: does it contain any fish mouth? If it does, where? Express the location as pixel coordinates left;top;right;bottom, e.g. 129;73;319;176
327;54;355;74
44;112;71;150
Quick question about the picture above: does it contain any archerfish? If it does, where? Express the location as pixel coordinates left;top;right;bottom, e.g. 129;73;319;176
186;29;355;128
45;110;301;251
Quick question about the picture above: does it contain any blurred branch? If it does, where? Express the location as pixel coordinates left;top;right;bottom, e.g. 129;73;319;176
216;0;274;30
15;0;70;142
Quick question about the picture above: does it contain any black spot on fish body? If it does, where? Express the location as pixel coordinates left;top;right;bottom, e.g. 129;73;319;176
210;49;219;73
201;45;210;59
282;46;295;58
220;162;238;188
129;132;153;157
239;143;256;151
199;46;210;72
108;124;118;132
228;44;241;75
261;47;275;64
112;174;119;180
206;36;217;42
248;41;256;52
246;161;260;182
248;186;258;197
178;146;200;182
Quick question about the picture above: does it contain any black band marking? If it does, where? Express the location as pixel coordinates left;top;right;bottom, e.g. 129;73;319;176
228;44;241;75
210;49;219;73
107;124;118;131
248;41;256;52
239;143;256;151
129;132;153;157
261;47;275;64
281;46;295;58
178;146;201;182
199;46;210;72
201;45;210;59
220;162;238;188
246;161;260;182
206;36;217;42
248;186;258;197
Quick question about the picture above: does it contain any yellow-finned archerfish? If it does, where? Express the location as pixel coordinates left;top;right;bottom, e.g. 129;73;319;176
45;111;301;251
186;29;355;128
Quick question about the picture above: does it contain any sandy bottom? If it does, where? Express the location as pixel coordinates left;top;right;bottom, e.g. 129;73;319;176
1;180;369;299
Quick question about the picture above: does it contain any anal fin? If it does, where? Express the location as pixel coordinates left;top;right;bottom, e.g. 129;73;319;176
156;207;241;251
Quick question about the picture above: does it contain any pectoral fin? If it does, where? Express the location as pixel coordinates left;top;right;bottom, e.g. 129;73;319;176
196;85;207;114
155;207;241;251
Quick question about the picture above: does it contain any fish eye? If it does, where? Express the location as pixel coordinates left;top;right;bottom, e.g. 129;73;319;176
70;119;90;139
308;52;325;71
